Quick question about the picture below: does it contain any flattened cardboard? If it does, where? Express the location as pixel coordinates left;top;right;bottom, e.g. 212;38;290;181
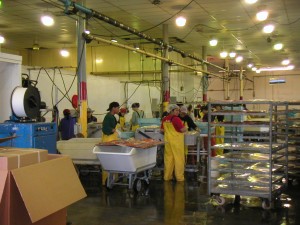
11;156;86;223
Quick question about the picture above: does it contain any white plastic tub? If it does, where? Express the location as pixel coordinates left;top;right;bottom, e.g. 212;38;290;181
93;145;157;173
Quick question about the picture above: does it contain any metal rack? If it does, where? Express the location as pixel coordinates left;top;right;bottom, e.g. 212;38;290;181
284;102;300;184
207;101;288;209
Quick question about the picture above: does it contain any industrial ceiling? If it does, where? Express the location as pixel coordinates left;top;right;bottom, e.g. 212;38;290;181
0;0;299;69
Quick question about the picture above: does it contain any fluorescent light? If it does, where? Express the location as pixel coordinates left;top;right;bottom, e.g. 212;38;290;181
111;38;118;43
245;0;257;4
220;51;228;58
263;24;274;33
273;42;283;50
209;39;218;46
176;16;186;27
60;49;70;57
256;10;269;21
235;55;243;63
252;67;257;71
84;30;90;34
229;51;237;58
256;69;261;73
281;59;290;65
259;66;295;71
0;35;4;44
41;14;54;26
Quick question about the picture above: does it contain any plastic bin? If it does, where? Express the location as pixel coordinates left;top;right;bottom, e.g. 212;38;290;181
184;132;199;145
119;131;135;139
138;118;161;127
93;145;157;172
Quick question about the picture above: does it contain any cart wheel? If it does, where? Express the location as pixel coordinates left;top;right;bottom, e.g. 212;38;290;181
262;199;271;210
214;196;225;206
133;179;143;192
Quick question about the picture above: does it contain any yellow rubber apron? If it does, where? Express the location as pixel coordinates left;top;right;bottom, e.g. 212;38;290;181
101;132;118;185
163;118;185;182
215;117;225;155
131;110;144;131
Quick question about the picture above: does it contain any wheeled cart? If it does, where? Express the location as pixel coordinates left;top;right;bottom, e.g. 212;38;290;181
207;101;289;209
93;145;157;192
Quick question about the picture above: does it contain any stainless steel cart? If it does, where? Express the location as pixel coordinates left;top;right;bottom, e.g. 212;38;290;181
207;101;288;209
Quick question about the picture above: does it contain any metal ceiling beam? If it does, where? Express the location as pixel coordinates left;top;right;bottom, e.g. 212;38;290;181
58;0;227;72
83;33;224;79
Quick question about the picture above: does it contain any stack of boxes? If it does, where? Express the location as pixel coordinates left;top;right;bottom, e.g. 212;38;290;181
0;147;86;225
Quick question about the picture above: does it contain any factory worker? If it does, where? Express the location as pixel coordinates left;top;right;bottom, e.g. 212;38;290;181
179;106;198;163
131;102;145;131
214;104;225;155
161;104;187;182
101;101;120;185
59;109;76;140
102;102;120;142
187;104;196;121
87;107;97;123
117;108;127;131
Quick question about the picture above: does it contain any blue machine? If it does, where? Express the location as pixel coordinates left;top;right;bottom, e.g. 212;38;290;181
0;122;57;154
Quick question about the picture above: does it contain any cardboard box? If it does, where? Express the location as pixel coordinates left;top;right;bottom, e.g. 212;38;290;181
0;150;86;225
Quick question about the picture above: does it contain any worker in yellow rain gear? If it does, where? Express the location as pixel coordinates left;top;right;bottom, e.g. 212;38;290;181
130;102;145;131
161;104;187;182
214;104;225;155
101;101;120;185
117;107;127;131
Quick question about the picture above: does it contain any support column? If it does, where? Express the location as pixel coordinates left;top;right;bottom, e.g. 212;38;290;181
77;6;87;137
202;46;208;102
162;24;170;113
239;66;244;100
225;58;230;100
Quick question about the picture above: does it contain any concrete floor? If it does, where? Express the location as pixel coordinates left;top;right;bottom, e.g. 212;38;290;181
67;170;300;225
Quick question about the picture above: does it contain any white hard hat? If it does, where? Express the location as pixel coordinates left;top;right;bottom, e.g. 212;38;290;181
168;104;179;112
180;106;188;113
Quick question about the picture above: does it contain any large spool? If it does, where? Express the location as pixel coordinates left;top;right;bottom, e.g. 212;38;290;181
11;86;41;119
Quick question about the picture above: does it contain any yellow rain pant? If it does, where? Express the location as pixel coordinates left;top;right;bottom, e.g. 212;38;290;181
215;126;225;155
101;132;118;185
164;121;185;181
164;181;185;225
183;122;188;163
131;124;139;132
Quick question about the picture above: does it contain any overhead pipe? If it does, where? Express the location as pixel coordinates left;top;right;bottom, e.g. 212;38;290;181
58;0;227;72
83;33;224;79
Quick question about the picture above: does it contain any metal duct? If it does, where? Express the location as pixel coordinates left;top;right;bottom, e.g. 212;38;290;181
59;0;226;72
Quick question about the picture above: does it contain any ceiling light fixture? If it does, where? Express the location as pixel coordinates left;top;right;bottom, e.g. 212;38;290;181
245;0;258;4
96;58;103;64
134;44;140;50
256;7;269;21
111;38;118;43
259;65;295;71
32;43;40;50
235;55;243;63
263;24;275;34
209;38;218;46
0;35;5;44
256;69;261;73
176;16;186;27
229;51;237;58
220;50;228;58
60;48;70;57
281;59;290;65
247;63;254;68
273;42;283;50
84;30;90;34
252;67;257;71
41;13;54;26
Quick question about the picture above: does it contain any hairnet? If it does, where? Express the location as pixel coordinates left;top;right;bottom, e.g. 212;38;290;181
168;104;179;112
180;106;188;113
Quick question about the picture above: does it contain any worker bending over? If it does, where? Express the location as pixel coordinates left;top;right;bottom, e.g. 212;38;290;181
161;104;187;182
